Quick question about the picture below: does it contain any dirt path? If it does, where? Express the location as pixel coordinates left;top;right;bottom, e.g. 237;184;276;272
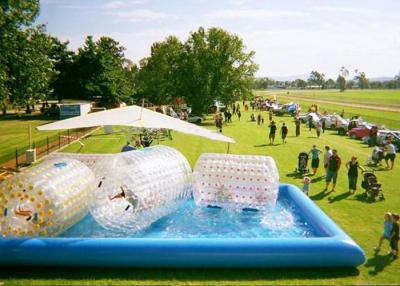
278;95;400;112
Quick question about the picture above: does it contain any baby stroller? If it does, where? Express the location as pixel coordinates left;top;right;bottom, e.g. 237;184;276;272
295;152;309;174
361;171;384;201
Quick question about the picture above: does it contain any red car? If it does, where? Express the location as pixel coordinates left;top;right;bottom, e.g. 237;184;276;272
348;125;375;139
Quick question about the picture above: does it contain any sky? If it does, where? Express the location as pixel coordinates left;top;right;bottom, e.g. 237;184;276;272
37;0;400;79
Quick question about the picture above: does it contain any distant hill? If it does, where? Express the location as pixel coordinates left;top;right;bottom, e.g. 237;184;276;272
369;77;394;82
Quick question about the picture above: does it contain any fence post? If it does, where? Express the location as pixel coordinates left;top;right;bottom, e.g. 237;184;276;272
47;137;50;155
67;129;70;144
58;133;61;149
15;148;19;170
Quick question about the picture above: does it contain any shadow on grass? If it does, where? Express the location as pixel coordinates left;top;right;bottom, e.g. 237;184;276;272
310;176;324;183
350;193;384;204
365;253;395;276
286;172;305;179
0;267;360;282
310;189;333;201
328;191;353;204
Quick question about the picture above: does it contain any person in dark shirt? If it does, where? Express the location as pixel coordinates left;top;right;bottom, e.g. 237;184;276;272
295;117;301;137
345;156;364;193
269;121;277;145
390;213;399;260
121;142;135;152
281;123;288;144
324;149;341;192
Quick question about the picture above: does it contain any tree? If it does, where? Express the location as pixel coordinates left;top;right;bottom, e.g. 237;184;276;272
0;0;40;114
308;71;325;88
182;27;258;114
135;36;185;105
7;26;55;113
72;36;135;107
325;78;336;89
294;79;307;89
48;37;76;102
354;69;370;89
336;66;349;92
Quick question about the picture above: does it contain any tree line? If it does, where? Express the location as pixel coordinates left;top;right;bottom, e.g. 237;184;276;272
0;1;258;115
254;68;400;91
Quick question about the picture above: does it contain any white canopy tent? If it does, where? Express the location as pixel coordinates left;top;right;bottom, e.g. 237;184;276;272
37;105;235;143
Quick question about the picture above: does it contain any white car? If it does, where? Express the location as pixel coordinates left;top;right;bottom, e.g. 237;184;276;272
188;115;202;124
298;112;321;126
321;114;348;130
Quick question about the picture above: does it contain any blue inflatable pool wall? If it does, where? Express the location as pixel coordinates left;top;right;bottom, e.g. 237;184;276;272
0;184;365;268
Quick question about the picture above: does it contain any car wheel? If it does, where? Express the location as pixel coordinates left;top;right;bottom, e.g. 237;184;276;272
196;119;201;124
330;124;336;129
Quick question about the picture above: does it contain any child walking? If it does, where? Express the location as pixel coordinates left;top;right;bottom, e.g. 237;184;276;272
302;177;311;196
374;212;392;253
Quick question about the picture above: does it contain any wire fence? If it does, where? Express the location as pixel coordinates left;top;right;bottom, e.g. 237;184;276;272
0;128;96;170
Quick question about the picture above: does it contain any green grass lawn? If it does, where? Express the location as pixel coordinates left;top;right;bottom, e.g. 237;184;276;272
3;105;398;285
255;90;400;130
0;114;60;164
257;89;400;109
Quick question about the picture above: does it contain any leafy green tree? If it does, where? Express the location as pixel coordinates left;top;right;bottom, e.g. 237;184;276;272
72;36;135;107
48;37;75;102
182;27;258;114
354;69;370;89
325;78;336;89
136;36;185;105
294;79;307;88
308;71;325;88
336;66;349;92
0;0;40;114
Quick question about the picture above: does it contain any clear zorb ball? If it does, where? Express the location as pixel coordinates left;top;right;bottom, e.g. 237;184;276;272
192;153;279;211
0;159;96;237
89;145;192;233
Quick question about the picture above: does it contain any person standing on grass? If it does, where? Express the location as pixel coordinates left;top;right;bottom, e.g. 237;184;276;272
345;156;364;193
268;121;277;145
281;123;288;144
324;149;341;192
308;116;313;131
269;108;273;122
295;117;301;137
321;118;326;133
374;212;393;253
384;137;396;170
308;145;322;175
316;121;323;138
237;110;242;121
390;213;399;260
323;146;333;176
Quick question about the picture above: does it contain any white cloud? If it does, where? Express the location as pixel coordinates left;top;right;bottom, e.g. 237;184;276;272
102;1;125;9
205;9;310;21
107;9;167;22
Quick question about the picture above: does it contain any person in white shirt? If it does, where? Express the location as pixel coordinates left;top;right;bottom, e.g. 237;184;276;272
323;146;333;176
384;138;396;170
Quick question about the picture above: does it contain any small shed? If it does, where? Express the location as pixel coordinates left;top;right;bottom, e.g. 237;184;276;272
59;103;91;119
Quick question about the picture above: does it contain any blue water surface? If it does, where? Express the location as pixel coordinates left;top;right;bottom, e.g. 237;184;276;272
62;197;317;238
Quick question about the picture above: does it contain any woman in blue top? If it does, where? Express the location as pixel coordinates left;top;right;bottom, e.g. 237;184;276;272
374;212;393;253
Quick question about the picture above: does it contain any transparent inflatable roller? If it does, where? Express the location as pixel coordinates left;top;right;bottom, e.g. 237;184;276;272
90;145;192;233
192;153;279;211
0;159;96;237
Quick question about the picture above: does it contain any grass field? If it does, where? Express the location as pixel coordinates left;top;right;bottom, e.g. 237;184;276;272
0;114;60;164
259;89;400;109
256;90;400;129
2;99;399;285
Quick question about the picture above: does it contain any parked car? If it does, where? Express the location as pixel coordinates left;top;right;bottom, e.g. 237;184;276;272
363;130;400;152
188;115;202;124
337;117;366;135
348;125;375;140
298;112;321;127
321;114;348;130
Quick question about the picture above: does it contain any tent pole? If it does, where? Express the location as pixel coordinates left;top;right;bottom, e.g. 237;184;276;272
227;142;230;154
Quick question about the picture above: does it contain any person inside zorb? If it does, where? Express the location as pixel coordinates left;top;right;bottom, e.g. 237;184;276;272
108;185;139;212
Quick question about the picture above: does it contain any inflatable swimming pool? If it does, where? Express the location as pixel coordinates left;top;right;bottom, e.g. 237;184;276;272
0;184;365;268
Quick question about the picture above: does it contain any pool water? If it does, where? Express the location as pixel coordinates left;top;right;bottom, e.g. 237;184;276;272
61;197;317;238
